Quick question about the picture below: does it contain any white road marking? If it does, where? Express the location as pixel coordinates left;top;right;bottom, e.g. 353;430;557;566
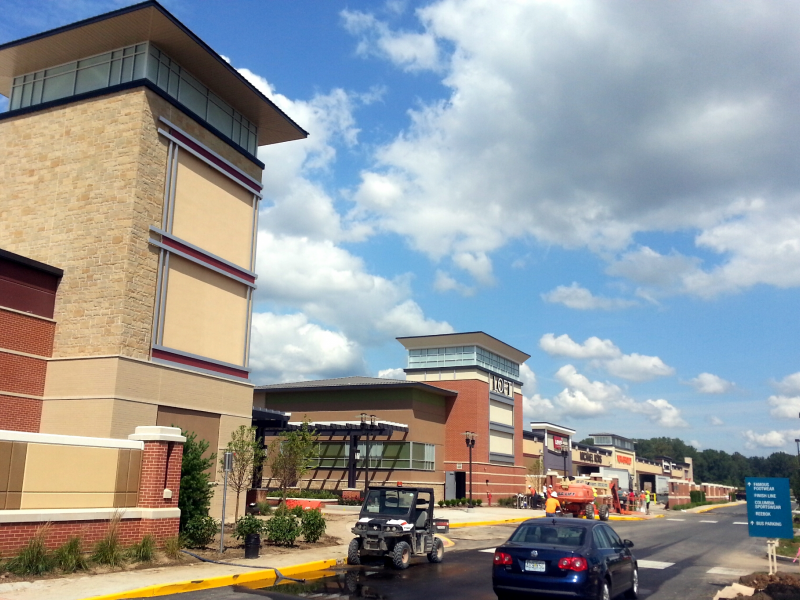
479;548;497;553
732;522;748;525
707;567;751;577
699;520;718;523
638;560;675;570
666;518;686;521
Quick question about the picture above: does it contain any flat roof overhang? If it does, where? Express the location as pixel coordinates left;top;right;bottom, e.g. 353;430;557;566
256;381;458;398
0;1;307;147
397;331;530;364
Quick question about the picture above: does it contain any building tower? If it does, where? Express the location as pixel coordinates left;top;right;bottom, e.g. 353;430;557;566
397;333;530;498
0;2;306;516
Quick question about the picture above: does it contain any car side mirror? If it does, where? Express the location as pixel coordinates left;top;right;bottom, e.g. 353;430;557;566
623;539;634;548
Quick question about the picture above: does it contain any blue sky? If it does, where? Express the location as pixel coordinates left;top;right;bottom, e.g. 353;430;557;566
4;0;800;455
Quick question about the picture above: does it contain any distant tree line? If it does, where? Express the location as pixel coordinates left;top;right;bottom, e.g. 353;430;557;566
631;437;798;489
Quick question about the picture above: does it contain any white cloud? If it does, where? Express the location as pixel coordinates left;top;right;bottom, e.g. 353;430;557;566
605;353;675;382
539;333;673;382
433;270;475;296
767;395;800;420
341;9;441;72
523;394;556;418
542;283;637;310
689;440;702;450
709;416;724;426
742;429;800;450
377;368;406;380
774;372;800;396
547;365;687;427
689;373;734;394
519;363;537;394
249;312;365;383
342;1;800;295
539;334;621;360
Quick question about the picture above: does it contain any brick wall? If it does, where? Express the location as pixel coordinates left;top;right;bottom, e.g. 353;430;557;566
0;353;47;397
0;309;55;357
0;517;180;553
0;395;42;433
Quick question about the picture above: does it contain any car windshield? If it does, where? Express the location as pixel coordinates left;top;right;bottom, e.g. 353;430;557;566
510;524;586;547
362;489;416;516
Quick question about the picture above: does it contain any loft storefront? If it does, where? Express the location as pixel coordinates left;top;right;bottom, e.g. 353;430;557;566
254;332;531;499
399;332;530;498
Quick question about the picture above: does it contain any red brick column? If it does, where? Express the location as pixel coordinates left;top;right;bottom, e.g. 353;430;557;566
128;426;186;542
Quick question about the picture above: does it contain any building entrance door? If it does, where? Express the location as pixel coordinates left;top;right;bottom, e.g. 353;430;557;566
455;471;466;499
445;471;456;500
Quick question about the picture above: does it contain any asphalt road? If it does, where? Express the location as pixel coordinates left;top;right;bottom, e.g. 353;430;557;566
154;505;766;600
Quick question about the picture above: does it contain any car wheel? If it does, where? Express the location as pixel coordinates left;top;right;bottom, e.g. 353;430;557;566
428;537;444;563
347;538;361;565
598;504;610;521
495;592;514;600
598;579;610;600
392;541;411;569
585;503;595;520
624;567;639;599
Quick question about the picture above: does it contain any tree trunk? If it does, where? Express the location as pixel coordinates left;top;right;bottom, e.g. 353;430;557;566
234;490;241;522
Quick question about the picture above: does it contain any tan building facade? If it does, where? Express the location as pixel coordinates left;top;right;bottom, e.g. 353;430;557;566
0;2;306;518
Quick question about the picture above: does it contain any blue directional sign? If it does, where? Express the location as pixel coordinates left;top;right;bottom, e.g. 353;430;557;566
746;477;793;539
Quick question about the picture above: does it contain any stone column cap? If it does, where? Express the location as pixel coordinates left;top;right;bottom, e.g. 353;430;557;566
128;426;186;443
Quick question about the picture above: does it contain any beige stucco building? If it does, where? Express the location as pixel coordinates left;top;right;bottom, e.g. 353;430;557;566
0;2;305;517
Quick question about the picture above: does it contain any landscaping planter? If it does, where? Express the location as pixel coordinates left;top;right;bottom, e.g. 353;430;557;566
266;497;339;509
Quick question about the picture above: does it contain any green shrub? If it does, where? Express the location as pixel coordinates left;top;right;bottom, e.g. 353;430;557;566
6;526;53;576
264;512;301;546
163;536;183;560
52;537;88;574
266;489;338;499
437;500;444;507
93;517;125;567
233;514;265;540
461;498;467;505
183;515;219;548
256;500;273;515
177;430;216;533
127;535;156;563
301;508;326;543
475;498;483;506
290;505;305;518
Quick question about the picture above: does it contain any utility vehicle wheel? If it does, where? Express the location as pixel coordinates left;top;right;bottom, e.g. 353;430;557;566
427;537;444;563
347;538;361;565
598;579;610;600
585;503;595;520
598;504;610;521
391;541;411;569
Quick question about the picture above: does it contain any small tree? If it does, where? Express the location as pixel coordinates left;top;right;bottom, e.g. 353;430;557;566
267;419;318;501
178;430;216;532
527;458;545;494
220;426;265;522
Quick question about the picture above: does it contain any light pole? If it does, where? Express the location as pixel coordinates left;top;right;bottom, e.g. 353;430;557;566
464;432;476;509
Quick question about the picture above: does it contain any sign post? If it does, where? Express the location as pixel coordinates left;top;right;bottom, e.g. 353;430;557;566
219;451;234;553
746;477;793;574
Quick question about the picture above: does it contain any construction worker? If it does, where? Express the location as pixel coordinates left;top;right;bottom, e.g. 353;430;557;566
545;491;561;517
645;490;651;515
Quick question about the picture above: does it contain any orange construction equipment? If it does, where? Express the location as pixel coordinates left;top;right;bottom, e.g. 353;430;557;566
608;481;636;516
555;481;610;521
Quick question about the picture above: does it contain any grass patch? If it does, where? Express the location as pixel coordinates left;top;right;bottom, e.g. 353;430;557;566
92;512;125;567
777;536;800;558
163;536;183;560
52;537;88;573
670;500;730;511
5;524;53;576
127;535;156;563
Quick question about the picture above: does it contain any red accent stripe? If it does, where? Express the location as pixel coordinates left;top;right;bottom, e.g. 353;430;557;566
161;237;256;284
152;348;249;380
170;129;262;191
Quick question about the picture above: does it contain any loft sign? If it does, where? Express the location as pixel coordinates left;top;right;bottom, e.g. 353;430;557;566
490;374;513;397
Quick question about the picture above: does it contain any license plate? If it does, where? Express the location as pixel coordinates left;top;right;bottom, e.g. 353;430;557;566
525;560;546;572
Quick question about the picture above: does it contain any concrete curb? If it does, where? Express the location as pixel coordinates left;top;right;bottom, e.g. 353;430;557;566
81;558;342;600
695;501;746;513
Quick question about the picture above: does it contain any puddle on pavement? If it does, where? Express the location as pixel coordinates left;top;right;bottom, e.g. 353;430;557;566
243;565;406;599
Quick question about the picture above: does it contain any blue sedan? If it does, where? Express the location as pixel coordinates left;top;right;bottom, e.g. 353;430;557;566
492;518;638;600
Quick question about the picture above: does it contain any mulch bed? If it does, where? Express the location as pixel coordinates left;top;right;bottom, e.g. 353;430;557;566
189;534;341;562
734;572;800;600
